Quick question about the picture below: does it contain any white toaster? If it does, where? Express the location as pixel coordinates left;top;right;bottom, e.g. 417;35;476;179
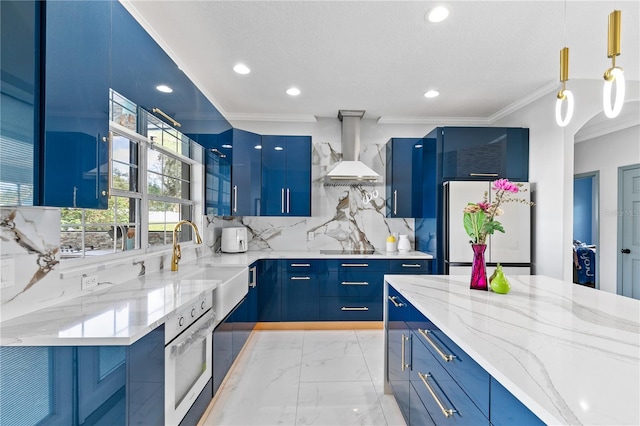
221;227;248;253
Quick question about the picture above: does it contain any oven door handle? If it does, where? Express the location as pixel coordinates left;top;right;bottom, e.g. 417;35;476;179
170;312;216;358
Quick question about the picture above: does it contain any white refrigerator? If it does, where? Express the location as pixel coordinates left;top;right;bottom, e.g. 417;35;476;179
444;181;531;275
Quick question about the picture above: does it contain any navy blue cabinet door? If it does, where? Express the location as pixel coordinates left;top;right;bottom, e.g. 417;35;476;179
439;127;529;182
387;286;411;423
386;138;423;218
261;135;311;216
212;315;233;396
490;377;544;425
42;0;110;208
281;261;322;321
128;325;164;425
258;259;281;321
232;129;262;216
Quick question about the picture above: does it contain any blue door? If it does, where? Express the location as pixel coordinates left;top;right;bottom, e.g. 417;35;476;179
261;135;311;216
232;129;262;216
42;0;111;208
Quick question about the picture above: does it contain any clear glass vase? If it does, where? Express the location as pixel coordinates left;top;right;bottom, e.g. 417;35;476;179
470;244;488;290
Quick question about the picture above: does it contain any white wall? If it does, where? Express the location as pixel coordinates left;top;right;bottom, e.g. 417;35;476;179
574;125;640;293
494;79;640;286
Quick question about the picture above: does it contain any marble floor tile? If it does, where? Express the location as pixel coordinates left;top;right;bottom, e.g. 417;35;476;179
202;329;406;426
296;381;387;425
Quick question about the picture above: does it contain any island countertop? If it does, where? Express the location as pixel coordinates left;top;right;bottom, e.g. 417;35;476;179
383;274;640;426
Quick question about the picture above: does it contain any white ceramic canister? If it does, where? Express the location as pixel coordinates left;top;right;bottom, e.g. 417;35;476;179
397;234;411;252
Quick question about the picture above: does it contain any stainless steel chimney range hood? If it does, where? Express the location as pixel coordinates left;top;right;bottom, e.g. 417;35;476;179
324;110;380;186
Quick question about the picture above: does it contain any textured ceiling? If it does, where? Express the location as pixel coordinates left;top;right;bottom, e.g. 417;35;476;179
123;1;640;122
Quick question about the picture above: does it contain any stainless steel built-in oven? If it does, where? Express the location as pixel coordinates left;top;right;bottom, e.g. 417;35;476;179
164;292;216;426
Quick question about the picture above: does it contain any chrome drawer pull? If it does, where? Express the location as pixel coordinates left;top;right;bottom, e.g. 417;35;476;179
341;281;369;286
469;173;499;177
341;263;368;267
388;295;405;308
401;334;411;371
341;307;369;311
291;276;310;280
418;372;457;418
418;328;456;362
290;263;311;267
401;263;422;268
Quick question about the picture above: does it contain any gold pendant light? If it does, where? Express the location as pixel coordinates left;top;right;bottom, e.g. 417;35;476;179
556;47;574;127
603;10;625;118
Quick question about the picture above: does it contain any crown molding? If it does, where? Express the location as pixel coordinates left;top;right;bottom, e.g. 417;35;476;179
225;113;318;123
574;114;640;143
376;116;489;125
487;80;558;123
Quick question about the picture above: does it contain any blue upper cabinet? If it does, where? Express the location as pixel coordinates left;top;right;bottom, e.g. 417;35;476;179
231;129;262;216
41;0;111;208
386;138;424;218
438;127;529;182
261;135;311;216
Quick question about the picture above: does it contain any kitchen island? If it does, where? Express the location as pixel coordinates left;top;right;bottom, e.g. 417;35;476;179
383;274;640;425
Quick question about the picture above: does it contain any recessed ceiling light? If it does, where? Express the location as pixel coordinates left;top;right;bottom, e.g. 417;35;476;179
424;90;440;98
254;145;262;150
274;146;284;151
233;63;251;74
156;85;173;93
426;6;449;23
286;87;301;96
414;144;423;148
221;144;232;149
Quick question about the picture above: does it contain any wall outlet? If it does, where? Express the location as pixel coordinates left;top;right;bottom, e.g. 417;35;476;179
0;258;15;288
81;274;98;290
307;231;315;241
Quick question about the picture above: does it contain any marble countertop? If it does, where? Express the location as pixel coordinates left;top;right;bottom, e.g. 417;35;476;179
384;274;640;426
0;250;430;346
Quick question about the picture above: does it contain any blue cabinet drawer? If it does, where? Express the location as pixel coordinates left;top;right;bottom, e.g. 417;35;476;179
409;382;436;425
332;259;388;271
284;259;327;273
389;259;431;274
412;317;490;418
411;332;489;425
322;271;383;297
282;271;320;321
319;296;382;321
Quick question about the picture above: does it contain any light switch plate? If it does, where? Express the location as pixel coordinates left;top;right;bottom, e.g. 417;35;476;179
308;231;315;241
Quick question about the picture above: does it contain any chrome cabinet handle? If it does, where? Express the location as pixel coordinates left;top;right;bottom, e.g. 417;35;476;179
286;188;290;213
249;266;257;288
291;276;310;280
418;328;456;362
341;307;368;311
401;263;422;268
388;295;405;308
341;263;368;267
233;185;238;213
281;188;285;213
101;132;112;197
290;263;311;267
393;190;397;215
469;173;499;177
341;281;369;286
418;372;457;417
401;334;411;371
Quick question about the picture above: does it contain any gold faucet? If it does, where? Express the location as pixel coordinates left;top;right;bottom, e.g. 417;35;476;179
171;220;203;271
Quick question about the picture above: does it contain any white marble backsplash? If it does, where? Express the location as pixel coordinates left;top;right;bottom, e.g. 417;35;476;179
206;140;415;253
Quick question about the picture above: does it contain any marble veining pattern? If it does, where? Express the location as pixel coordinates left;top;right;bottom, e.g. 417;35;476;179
384;274;640;426
203;330;405;426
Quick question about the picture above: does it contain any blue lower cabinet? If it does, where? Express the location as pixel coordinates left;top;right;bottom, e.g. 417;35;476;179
409;382;436;425
180;379;213;426
411;330;488;425
281;260;325;321
258;259;281;321
388;259;431;274
0;326;164;426
387;286;411;422
489;377;544;426
212;314;234;396
319;296;382;321
412;323;490;418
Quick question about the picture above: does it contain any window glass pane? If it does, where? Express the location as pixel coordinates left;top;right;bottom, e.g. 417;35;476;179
109;89;137;131
60;197;139;258
148;202;192;247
